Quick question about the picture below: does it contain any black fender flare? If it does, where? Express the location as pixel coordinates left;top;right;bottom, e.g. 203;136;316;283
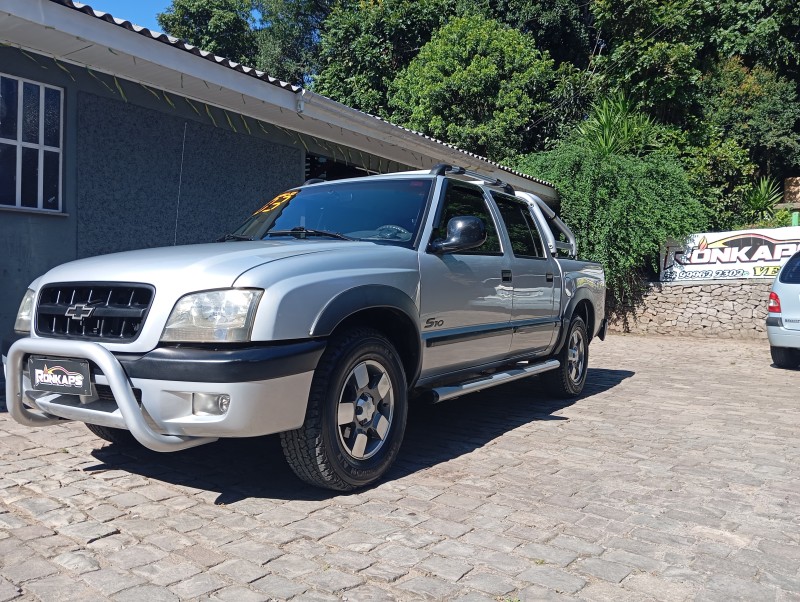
554;288;595;354
310;285;422;384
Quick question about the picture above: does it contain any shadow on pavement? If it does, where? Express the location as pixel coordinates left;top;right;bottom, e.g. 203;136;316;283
80;367;634;504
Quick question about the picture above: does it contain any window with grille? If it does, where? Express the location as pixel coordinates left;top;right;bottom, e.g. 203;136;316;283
0;73;63;212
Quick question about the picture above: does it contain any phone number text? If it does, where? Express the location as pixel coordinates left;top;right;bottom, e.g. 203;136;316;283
662;269;750;281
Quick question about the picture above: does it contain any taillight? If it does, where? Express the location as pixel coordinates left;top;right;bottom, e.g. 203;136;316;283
769;291;782;313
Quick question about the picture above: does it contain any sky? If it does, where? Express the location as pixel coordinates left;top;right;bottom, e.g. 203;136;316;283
82;0;169;32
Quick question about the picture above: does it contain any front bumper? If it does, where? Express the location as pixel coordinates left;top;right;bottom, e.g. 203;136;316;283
3;337;324;452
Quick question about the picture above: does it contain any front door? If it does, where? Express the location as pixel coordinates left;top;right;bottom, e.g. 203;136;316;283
418;181;512;378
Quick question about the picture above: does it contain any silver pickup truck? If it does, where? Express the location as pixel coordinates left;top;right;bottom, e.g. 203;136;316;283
4;165;606;490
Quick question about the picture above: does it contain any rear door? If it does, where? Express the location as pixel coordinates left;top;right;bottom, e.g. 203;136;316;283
491;192;559;354
418;180;512;377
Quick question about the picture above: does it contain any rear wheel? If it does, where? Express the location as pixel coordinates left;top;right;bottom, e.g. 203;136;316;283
280;328;408;491
85;423;137;445
544;316;589;398
770;345;800;369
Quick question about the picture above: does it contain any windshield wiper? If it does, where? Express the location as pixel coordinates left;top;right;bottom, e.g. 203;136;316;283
267;227;353;241
216;233;254;242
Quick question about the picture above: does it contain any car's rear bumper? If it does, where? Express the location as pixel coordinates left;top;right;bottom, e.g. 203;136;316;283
3;336;325;451
766;319;800;348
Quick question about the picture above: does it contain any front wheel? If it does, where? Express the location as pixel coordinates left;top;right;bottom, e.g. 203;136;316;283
280;328;408;491
544;316;589;398
771;345;800;369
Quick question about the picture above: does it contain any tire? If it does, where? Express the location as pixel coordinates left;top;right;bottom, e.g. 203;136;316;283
280;328;408;491
770;346;800;369
85;423;137;445
544;316;589;398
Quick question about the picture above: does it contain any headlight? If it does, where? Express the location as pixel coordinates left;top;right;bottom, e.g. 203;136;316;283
161;289;263;343
14;289;36;333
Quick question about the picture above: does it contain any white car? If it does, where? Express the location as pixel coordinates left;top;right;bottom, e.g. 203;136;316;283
767;250;800;368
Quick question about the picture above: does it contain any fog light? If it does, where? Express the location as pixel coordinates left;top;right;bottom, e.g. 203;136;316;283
192;393;231;416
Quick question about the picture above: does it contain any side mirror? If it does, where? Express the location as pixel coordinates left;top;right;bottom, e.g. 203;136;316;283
428;216;487;254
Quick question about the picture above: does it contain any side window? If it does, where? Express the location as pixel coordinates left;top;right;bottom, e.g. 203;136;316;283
431;181;501;254
492;192;546;259
0;73;63;212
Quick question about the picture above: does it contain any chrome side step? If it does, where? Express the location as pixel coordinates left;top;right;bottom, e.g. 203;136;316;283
430;359;560;403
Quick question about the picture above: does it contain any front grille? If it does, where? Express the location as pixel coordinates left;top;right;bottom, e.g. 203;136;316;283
35;283;154;342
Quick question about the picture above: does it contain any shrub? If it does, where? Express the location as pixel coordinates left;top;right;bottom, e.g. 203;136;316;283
514;143;705;314
741;176;783;223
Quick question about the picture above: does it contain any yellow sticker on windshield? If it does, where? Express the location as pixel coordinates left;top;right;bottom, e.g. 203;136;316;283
253;190;299;215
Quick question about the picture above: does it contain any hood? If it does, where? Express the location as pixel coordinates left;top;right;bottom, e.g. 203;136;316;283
38;240;364;289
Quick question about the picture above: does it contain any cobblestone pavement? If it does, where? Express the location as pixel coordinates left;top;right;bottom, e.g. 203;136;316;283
1;334;799;602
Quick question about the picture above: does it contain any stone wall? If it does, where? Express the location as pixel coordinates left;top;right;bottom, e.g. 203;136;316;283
610;279;772;338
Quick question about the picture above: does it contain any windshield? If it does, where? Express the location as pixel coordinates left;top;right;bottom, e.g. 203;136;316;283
232;178;433;247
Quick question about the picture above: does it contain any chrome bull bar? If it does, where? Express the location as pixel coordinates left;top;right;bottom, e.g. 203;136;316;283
5;338;216;452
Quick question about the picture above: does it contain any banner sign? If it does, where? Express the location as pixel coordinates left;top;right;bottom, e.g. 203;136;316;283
661;226;800;282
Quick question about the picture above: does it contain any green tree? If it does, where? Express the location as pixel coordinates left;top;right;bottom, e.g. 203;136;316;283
388;15;568;159
513;98;705;313
159;0;333;83
489;0;596;68
700;57;800;179
314;0;598;120
678;132;754;231
314;0;455;117
591;0;713;124
591;0;800;120
254;0;334;84
713;0;800;86
158;0;258;67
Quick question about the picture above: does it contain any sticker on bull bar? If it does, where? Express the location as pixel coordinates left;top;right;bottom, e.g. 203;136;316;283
28;357;92;396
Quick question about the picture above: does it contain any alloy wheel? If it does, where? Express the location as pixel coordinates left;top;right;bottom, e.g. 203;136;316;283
336;360;394;460
567;329;585;384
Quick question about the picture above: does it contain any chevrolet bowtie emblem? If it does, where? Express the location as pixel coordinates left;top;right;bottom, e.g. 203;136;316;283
65;304;95;321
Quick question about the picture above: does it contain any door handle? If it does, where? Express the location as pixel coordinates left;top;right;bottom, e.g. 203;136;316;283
546;272;554;282
501;270;512;282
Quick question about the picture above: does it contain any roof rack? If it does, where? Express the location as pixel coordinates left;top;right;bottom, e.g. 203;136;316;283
429;163;515;194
